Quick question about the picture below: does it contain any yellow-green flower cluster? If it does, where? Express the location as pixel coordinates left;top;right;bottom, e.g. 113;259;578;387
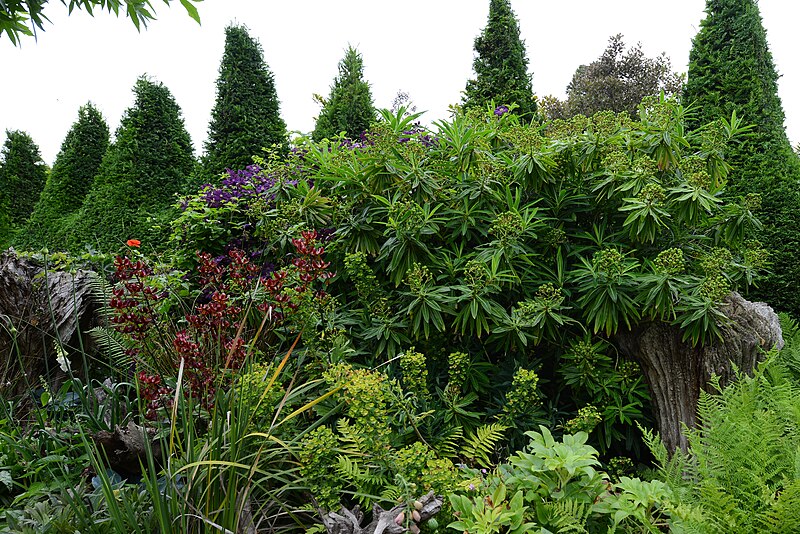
503;368;541;422
499;123;544;152
702;247;733;273
594;248;625;275
638;183;666;205
489;211;524;244
298;426;341;510
700;272;731;302
534;283;564;312
400;347;429;401
344;252;389;316
446;351;470;396
607;456;634;481
563;405;602;435
632;156;658;181
654;248;685;275
405;263;431;294
681;155;712;189
388;200;425;236
547;114;590;139
235;362;287;428
601;150;630;174
463;259;489;291
544;226;567;248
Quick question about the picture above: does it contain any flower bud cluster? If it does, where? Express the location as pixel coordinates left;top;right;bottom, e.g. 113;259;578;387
654;248;685;275
563;405;602;434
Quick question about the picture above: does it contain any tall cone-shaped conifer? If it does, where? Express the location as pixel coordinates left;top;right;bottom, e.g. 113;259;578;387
203;24;287;178
20;103;109;249
313;46;376;141
0;130;48;247
685;0;800;314
70;77;194;251
463;0;536;120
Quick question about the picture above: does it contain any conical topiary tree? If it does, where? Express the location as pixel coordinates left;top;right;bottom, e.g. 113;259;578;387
684;0;800;315
463;0;536;120
202;24;287;180
0;130;48;247
19;103;109;249
312;46;376;141
70;76;195;251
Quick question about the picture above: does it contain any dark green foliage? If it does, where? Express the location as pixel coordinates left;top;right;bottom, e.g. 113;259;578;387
17;103;109;250
69;77;194;251
312;46;376;141
1;0;201;46
684;0;800;315
463;0;536;120
0;130;47;247
541;34;683;120
172;100;762;458
202;24;287;180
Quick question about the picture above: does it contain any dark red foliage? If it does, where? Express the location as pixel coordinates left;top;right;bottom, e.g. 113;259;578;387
110;233;334;419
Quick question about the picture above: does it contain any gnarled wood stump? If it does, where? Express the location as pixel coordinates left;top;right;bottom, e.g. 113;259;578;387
615;292;783;452
0;248;98;397
321;491;443;534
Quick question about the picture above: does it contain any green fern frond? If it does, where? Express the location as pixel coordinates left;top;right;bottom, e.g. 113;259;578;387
335;419;370;457
431;425;464;458
87;326;136;370
547;498;591;533
87;271;115;322
460;423;507;467
763;478;800;533
335;454;389;506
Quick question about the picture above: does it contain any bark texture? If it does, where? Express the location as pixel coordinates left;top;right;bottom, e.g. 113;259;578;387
93;420;162;477
321;490;443;534
615;292;783;452
0;248;98;397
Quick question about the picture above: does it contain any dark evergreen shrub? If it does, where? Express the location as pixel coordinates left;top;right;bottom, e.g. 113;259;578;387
463;0;536;120
312;46;376;142
0;130;48;247
201;24;287;181
19;103;109;249
69;77;194;251
684;0;800;315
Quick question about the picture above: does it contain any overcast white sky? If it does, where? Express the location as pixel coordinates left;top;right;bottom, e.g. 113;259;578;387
1;0;798;165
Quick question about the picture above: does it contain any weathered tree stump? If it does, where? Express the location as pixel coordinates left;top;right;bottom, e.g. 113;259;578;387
93;420;162;477
615;292;783;452
321;491;443;534
0;248;98;397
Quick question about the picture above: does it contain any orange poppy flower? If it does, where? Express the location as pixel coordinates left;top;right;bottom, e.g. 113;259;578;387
127;239;141;248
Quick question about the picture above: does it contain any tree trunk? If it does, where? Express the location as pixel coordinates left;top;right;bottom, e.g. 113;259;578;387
615;292;783;453
0;248;98;398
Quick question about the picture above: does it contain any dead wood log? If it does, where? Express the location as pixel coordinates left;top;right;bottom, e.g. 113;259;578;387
321;490;443;534
0;248;98;397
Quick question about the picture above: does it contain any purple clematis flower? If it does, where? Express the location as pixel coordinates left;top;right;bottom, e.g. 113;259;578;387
494;105;509;117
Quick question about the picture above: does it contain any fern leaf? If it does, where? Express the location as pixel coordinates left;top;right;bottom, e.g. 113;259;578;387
88;326;136;370
460;423;507;467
